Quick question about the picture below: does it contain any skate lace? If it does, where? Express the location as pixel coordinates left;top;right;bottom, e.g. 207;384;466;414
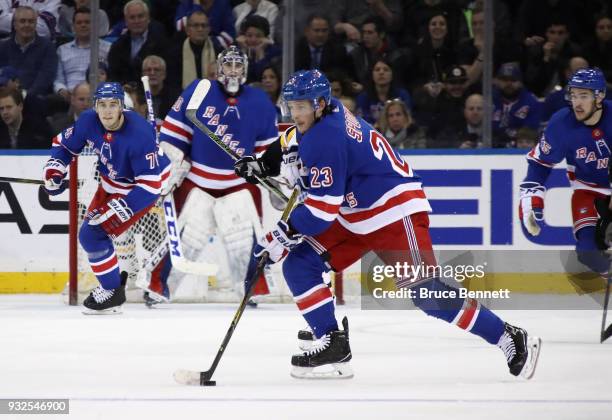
305;334;330;356
498;331;516;363
92;286;114;303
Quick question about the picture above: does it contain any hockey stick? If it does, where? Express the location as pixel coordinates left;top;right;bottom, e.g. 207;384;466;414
174;188;300;386
140;76;218;276
601;277;612;343
183;79;289;203
0;176;69;188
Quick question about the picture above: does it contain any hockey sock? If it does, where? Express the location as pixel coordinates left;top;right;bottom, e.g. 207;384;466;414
79;222;121;289
283;243;338;338
576;227;609;275
412;278;505;345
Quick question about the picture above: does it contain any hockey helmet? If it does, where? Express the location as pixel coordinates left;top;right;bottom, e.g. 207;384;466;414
94;82;125;107
566;68;606;96
217;45;248;94
282;70;331;111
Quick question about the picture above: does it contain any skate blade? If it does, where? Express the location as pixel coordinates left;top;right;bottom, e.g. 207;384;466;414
81;306;123;315
520;336;542;380
173;369;201;386
290;362;354;380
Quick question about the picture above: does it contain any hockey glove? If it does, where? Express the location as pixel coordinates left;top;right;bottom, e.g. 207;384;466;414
43;158;68;196
594;196;612;250
519;181;545;236
234;155;269;184
160;141;190;195
254;220;302;263
279;145;308;190
87;198;134;237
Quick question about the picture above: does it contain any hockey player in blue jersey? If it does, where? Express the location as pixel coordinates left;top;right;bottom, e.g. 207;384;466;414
43;82;171;314
235;70;541;379
520;68;612;276
144;45;278;304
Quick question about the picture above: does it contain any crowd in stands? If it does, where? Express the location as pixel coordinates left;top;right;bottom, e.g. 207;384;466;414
1;0;612;150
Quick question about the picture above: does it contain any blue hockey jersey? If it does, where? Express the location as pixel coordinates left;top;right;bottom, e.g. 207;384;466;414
50;109;171;214
493;87;542;141
160;79;278;190
526;100;612;195
289;98;431;236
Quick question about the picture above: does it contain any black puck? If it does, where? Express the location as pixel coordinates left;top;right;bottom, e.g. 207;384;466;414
201;380;216;386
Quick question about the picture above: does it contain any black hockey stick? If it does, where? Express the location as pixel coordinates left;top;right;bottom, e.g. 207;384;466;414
173;188;300;386
0;176;69;187
183;79;289;203
601;277;612;343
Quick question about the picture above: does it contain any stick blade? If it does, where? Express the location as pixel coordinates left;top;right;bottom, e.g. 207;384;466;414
171;258;218;275
173;369;216;386
601;324;612;343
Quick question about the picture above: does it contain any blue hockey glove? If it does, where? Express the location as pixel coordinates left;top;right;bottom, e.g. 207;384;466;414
42;158;68;196
519;182;545;236
254;220;302;263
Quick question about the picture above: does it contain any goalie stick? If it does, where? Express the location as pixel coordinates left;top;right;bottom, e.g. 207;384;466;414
0;176;69;187
173;188;300;386
183;79;289;203
140;75;218;277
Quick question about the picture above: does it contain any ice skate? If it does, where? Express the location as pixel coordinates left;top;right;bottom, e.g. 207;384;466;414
135;271;169;307
297;325;314;351
82;272;127;315
498;322;542;379
291;317;353;379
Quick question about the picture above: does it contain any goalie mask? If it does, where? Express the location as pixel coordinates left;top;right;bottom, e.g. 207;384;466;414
217;46;248;95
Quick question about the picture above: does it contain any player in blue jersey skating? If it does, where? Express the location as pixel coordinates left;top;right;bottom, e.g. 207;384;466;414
235;70;541;379
520;68;612;276
143;45;278;305
42;82;171;314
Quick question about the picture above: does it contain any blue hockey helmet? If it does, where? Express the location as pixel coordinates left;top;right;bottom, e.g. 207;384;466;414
282;70;331;111
94;82;125;106
566;68;606;96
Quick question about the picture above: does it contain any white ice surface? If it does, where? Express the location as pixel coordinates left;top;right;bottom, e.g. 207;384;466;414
0;295;611;420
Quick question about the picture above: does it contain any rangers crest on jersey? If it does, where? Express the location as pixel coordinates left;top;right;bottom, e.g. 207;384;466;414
539;136;551;154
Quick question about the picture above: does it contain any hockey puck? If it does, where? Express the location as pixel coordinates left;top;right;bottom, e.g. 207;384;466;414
201;380;216;386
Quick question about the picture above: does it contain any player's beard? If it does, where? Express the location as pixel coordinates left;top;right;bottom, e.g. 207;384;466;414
574;102;602;124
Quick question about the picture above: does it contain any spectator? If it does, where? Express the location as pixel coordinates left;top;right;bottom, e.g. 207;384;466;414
0;65;48;117
340;95;357;113
435;93;484;149
276;0;343;43
233;0;278;41
335;0;403;41
107;0;171;85
259;65;282;120
349;16;405;87
86;61;109;85
0;87;52;149
356;58;412;123
376;98;427;149
414;64;469;145
0;7;57;97
515;127;538;149
48;82;91;134
400;0;467;47
57;0;109;39
236;15;280;83
583;14;612;91
175;0;235;51
123;82;148;118
492;63;541;147
0;0;59;39
141;55;180;120
411;12;457;90
170;10;218;89
54;7;111;101
328;70;356;99
541;56;589;125
295;14;354;80
457;6;522;89
524;18;582;97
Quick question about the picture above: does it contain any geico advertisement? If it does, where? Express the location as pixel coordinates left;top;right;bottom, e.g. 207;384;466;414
0;153;575;272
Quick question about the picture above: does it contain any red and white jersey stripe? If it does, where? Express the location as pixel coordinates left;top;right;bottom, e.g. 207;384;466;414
160;116;194;145
100;165;170;196
90;252;119;276
187;161;246;190
566;164;611;195
336;183;431;235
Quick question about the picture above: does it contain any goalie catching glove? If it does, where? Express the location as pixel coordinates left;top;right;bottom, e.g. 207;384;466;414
43;158;68;196
519;181;545;236
254;220;301;263
87;197;134;237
